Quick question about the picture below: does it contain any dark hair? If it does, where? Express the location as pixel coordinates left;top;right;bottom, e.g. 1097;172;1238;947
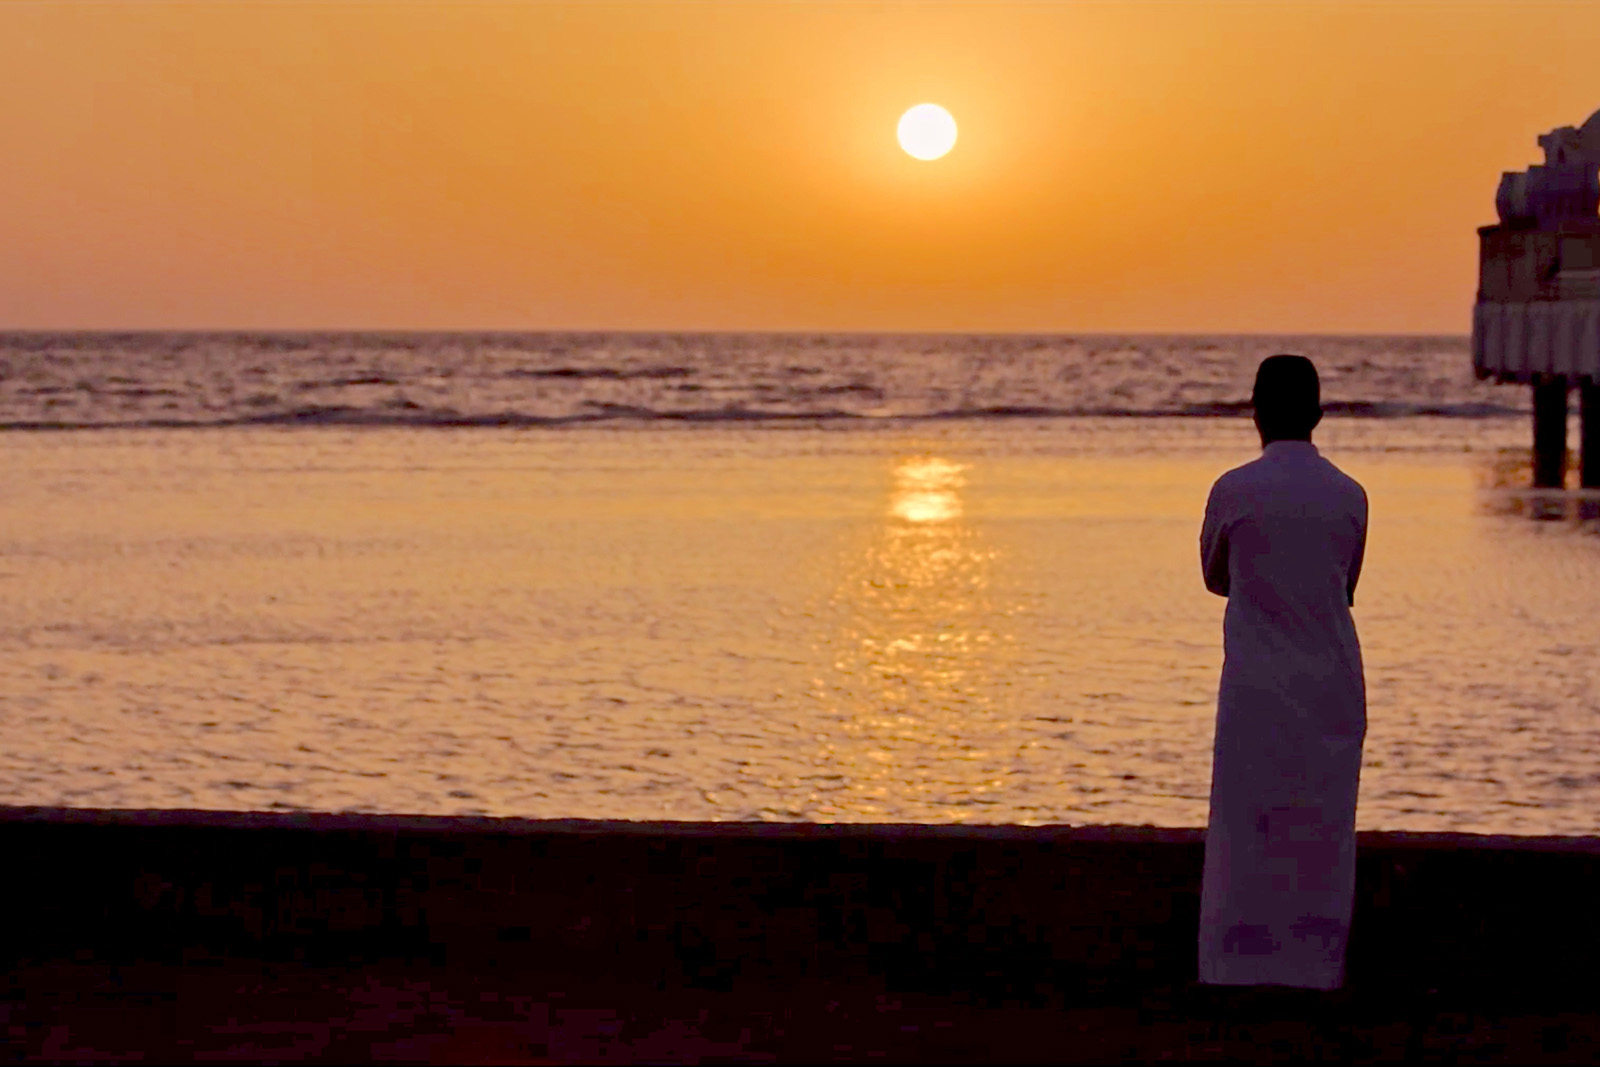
1251;354;1321;440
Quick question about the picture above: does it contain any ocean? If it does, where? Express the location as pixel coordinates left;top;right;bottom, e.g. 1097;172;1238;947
2;331;1596;833
0;331;1514;428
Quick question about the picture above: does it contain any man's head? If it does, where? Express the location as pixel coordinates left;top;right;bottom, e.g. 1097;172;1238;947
1252;354;1322;443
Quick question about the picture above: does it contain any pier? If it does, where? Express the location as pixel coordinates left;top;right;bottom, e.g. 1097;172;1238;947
3;806;1599;1062
1473;108;1600;490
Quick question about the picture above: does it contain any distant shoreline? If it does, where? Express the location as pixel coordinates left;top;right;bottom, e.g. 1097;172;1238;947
4;804;1599;849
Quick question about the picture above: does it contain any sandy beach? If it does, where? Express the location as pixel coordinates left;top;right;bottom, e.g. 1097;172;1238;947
3;807;1598;1063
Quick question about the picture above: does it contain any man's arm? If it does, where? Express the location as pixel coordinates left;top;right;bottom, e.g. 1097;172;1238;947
1200;483;1230;598
1346;489;1368;607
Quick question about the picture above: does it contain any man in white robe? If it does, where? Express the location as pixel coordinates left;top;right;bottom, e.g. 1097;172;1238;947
1198;354;1368;991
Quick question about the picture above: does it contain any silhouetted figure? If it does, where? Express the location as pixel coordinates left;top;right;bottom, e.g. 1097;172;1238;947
1198;355;1368;990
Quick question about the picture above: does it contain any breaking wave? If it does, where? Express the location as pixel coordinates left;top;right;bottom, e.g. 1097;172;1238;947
0;330;1513;431
0;399;1523;432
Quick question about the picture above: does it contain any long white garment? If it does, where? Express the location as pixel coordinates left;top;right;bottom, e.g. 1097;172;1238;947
1198;440;1368;990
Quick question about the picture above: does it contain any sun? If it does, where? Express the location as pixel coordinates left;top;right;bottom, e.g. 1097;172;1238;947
897;104;957;161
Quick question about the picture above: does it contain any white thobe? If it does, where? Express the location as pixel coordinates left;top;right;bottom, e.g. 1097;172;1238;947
1198;440;1368;990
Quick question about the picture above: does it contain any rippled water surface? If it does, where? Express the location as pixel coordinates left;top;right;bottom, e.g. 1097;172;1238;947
3;416;1597;832
0;331;1507;427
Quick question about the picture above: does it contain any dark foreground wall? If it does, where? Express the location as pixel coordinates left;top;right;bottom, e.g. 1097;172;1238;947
4;806;1598;1004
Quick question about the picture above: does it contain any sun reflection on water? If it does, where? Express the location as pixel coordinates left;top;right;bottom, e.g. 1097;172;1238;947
889;456;966;525
802;453;1019;820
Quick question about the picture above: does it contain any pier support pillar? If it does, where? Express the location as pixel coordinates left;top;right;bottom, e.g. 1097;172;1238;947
1532;375;1569;489
1582;379;1600;490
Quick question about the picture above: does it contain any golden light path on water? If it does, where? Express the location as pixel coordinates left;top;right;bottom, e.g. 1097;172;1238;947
807;455;1019;819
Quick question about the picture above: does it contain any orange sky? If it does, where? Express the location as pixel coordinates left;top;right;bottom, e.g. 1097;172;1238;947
1;1;1597;333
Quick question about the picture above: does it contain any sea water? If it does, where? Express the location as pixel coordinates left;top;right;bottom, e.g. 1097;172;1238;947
1;333;1595;833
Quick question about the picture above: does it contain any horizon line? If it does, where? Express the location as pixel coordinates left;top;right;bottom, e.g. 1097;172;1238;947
0;326;1474;340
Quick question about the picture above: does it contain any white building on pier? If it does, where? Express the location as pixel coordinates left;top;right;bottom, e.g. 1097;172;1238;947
1472;107;1600;488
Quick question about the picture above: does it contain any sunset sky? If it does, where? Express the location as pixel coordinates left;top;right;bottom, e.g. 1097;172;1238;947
2;1;1597;334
